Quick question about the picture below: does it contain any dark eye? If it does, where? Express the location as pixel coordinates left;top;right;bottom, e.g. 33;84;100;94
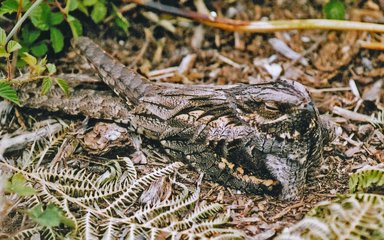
264;102;279;111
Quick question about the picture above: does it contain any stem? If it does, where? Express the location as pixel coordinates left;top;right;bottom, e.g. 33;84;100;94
128;0;384;33
5;0;44;43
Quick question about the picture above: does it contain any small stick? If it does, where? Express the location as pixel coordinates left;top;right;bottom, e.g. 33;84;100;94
333;106;373;122
127;0;384;33
270;201;304;221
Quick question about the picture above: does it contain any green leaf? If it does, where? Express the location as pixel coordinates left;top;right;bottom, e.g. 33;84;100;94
50;12;64;26
83;0;97;6
22;52;37;66
112;4;129;33
28;204;62;227
0;28;6;46
5;173;36;196
41;77;53;95
0;0;18;15
67;15;83;39
0;0;31;14
65;0;78;13
21;27;40;44
56;78;69;95
91;2;107;24
6;40;21;53
31;42;48;57
323;0;345;20
0;48;10;58
50;27;64;53
30;3;50;30
76;0;88;15
0;82;20;105
46;63;56;75
34;57;47;75
30;204;74;229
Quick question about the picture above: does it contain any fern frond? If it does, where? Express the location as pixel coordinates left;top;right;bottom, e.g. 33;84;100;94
78;211;99;240
279;194;384;239
277;218;330;240
10;226;43;240
99;219;119;240
135;188;190;224
118;223;168;240
95;160;123;187
191;228;245;240
62;199;79;234
370;110;384;129
349;165;384;193
100;162;183;215
168;203;223;231
188;213;230;234
40;227;57;240
143;187;200;228
27;122;69;168
120;156;137;184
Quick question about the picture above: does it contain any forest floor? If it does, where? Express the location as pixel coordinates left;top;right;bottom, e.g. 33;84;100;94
2;0;384;239
73;1;383;237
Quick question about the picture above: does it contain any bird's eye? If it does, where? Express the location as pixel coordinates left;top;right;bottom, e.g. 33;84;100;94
264;102;279;111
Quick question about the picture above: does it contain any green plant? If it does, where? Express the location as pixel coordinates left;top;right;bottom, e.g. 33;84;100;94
0;27;21;105
0;26;68;105
323;0;346;20
1;154;244;239
277;166;384;239
0;0;130;55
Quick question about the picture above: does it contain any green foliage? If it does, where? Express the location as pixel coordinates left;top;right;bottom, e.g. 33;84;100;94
19;26;47;58
55;78;69;95
0;0;130;55
0;27;21;105
30;2;64;53
5;173;36;196
112;4;130;34
0;0;31;15
28;204;75;228
41;77;53;95
323;0;346;20
0;82;20;105
0;27;21;58
349;166;384;194
277;165;384;240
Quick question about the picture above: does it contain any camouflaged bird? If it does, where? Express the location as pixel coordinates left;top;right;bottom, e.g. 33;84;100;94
20;37;335;200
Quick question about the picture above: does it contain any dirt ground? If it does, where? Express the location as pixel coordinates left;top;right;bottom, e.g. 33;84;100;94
3;0;384;239
59;1;383;237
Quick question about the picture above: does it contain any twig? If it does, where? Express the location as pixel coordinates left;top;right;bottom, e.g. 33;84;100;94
308;87;351;93
5;0;44;42
0;122;63;159
126;0;384;33
128;28;152;68
270;201;304;221
359;41;384;50
333;106;373;122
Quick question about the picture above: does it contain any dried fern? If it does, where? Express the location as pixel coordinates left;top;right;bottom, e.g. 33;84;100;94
0;100;244;239
370;109;384;130
0;100;14;127
349;165;384;194
277;164;384;240
2;146;244;239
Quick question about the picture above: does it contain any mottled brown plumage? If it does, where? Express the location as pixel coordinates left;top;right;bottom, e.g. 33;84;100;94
20;37;334;200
